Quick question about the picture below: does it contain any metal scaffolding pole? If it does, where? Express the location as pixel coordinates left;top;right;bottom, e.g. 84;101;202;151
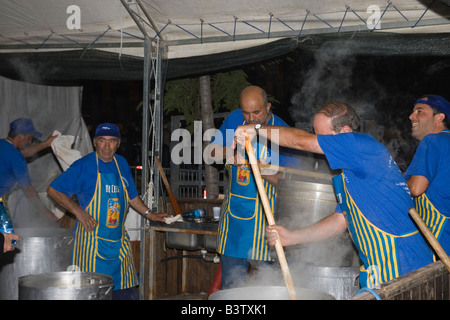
121;0;163;300
139;37;163;300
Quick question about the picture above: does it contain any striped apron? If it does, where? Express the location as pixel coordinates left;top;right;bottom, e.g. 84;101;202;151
217;117;275;261
414;194;448;259
71;154;138;290
333;173;425;288
411;129;450;258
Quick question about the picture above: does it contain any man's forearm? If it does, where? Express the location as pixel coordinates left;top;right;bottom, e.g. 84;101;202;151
46;186;84;219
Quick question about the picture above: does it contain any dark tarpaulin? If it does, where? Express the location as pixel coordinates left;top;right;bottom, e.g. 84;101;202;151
1;33;449;86
0;37;299;85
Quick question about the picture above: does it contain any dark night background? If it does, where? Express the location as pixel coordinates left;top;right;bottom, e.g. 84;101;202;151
80;45;450;172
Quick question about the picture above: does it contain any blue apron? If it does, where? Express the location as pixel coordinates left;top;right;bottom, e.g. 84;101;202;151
332;173;429;288
72;154;138;290
414;194;447;259
413;130;450;258
217;117;275;261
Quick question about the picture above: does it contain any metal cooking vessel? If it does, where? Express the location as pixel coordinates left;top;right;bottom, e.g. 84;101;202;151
208;286;335;300
296;265;360;300
275;178;338;229
275;179;359;267
0;228;73;300
19;271;114;300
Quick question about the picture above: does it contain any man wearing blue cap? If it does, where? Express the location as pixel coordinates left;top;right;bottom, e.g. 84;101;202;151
0;118;58;251
47;123;167;300
405;95;450;254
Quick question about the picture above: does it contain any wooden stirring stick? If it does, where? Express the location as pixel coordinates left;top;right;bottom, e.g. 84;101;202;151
155;156;182;216
409;207;450;273
243;133;297;300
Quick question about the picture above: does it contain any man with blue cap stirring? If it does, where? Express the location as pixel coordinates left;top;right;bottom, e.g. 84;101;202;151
47;123;167;299
405;95;450;255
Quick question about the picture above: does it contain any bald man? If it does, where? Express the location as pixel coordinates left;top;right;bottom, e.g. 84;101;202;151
207;85;299;289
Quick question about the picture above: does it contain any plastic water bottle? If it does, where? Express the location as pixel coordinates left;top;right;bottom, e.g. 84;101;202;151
0;209;16;245
182;208;206;219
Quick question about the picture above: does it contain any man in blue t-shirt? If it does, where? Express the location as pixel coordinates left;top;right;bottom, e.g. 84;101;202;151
235;101;433;289
206;85;300;289
1;118;58;249
405;95;450;254
47;123;167;300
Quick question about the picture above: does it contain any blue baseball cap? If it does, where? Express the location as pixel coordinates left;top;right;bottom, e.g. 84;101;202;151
415;95;450;119
10;118;43;138
95;123;121;138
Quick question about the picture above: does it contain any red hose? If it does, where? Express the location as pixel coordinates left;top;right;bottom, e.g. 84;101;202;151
207;264;222;299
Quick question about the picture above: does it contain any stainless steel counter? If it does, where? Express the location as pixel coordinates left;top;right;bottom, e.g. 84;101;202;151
146;219;219;299
149;219;218;235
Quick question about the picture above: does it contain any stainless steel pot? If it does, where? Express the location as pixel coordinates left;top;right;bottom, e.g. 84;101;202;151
19;271;113;300
275;179;359;267
0;227;73;300
208;286;335;300
296;265;360;300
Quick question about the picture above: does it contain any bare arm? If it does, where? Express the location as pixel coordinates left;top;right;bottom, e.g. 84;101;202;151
235;125;324;154
207;143;282;185
129;196;167;222
407;175;429;197
266;212;347;247
21;134;57;158
47;186;97;232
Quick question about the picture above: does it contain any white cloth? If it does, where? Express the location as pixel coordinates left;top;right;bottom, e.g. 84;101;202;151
164;214;183;224
50;130;82;171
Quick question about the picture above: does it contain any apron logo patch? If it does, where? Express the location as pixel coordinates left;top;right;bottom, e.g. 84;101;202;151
106;198;120;228
236;166;250;186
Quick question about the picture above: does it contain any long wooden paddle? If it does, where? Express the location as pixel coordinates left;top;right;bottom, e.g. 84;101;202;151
243;133;297;300
409;207;450;273
155;156;182;216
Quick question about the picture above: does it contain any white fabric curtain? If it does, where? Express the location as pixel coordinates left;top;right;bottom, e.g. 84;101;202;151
0;75;92;228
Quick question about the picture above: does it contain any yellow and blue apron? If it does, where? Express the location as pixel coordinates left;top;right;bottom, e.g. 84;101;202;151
414;194;448;259
407;129;450;257
217;118;276;261
332;173;429;288
72;155;138;290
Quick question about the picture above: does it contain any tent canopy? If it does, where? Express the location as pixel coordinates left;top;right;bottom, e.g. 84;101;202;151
0;0;449;83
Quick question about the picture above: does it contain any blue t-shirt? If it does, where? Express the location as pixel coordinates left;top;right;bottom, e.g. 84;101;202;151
50;152;138;209
0;139;31;196
405;130;450;215
317;132;415;235
211;109;300;168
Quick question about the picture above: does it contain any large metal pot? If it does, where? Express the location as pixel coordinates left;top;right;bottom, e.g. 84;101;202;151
296;265;360;300
19;271;114;300
275;179;359;267
0;227;73;300
209;286;335;300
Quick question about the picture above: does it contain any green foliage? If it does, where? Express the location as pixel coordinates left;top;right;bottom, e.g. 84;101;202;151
164;78;200;129
163;70;251;129
210;70;251;112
